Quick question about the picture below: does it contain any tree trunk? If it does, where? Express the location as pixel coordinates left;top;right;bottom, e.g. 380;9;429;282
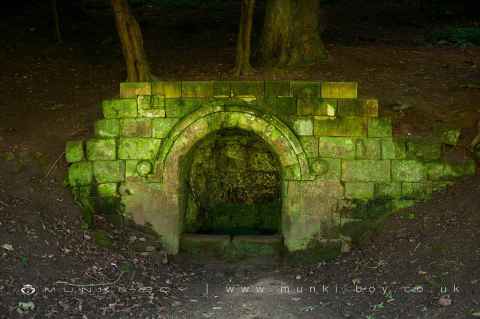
233;0;256;76
111;0;153;82
260;0;327;67
52;0;62;43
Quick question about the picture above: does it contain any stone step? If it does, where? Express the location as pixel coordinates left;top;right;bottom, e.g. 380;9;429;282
179;234;283;258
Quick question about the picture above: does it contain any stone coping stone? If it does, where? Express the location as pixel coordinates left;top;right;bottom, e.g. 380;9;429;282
231;235;283;256
180;234;230;257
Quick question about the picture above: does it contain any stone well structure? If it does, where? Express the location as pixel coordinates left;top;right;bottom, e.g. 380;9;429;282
65;81;476;254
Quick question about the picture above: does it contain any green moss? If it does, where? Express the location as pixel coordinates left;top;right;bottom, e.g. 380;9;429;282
102;99;138;118
318;136;356;159
86;139;116;160
71;185;95;228
340;197;397;245
314;117;367;137
368;118;392;138
68;161;93;186
95;119;120;138
65;141;84;163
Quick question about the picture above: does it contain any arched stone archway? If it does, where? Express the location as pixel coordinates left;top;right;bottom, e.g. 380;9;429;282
138;104;321;253
154;104;312;183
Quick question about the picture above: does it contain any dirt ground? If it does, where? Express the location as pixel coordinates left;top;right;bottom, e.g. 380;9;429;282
0;1;479;318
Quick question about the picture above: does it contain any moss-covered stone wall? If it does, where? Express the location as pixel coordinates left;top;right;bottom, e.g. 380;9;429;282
65;81;476;254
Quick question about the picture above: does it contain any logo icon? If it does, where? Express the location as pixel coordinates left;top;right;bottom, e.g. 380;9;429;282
20;284;36;296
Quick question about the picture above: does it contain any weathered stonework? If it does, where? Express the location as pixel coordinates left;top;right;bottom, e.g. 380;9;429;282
66;81;476;254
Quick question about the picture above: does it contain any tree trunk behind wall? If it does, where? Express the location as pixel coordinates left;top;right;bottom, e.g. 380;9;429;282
260;0;327;67
111;0;153;82
233;0;256;76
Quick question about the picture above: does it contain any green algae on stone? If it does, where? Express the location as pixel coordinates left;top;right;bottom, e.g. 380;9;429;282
68;161;93;186
120;118;152;137
93;160;125;183
102;99;138;118
368;118;392;138
318;137;356;159
65;141;84;163
118;138;161;160
86;139;116;160
95;119;120;138
341;160;391;182
392;160;426;182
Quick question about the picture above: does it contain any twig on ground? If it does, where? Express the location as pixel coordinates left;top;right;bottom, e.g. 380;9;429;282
44;151;65;179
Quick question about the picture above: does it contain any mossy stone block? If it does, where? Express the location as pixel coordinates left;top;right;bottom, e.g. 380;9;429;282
93;160;125;183
231;81;264;97
138;107;166;118
180;234;231;257
426;161;444;180
102;99;138;118
231;235;282;257
120;82;151;98
97;183;118;198
68;161;93;186
402;182;431;198
342;160;391;182
392;160;426;182
152;118;178;138
297;97;316;115
375;182;402;197
360;99;379;117
137;95;152;109
345;182;375;199
66;141;84;163
95;119;120;137
355;138;381;159
314;99;337;116
337;99;362;116
368;118;392;138
291;81;321;98
318;137;356;159
181;81;214;98
272;96;297;116
300;136;318;158
165;98;203;118
86;139;116;160
293;118;314;136
118;138;161;160
381;138;407;159
151;95;165;107
315;158;341;180
407;141;441;160
213;81;231;97
321;82;357;99
120;118;152;137
265;80;291;97
151;81;181;98
314;117;367;137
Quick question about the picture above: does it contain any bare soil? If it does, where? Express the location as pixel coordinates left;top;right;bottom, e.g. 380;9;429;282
0;1;479;318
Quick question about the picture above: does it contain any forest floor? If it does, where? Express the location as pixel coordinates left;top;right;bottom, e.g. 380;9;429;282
0;1;480;318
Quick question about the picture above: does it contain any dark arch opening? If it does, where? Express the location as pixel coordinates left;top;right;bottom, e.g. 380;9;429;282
180;128;282;236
